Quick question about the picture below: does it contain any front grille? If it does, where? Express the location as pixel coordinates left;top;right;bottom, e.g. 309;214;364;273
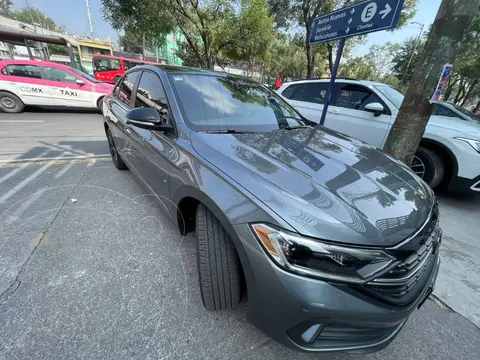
365;225;441;306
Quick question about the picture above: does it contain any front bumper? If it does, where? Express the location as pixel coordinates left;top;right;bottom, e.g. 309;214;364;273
448;174;480;194
232;224;441;353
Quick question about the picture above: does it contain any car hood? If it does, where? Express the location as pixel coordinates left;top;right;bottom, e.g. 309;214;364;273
190;127;435;247
428;115;480;138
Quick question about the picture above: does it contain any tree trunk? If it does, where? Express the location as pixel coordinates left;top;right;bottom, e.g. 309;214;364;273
454;78;467;103
327;43;334;74
443;77;460;101
306;42;314;78
383;0;480;165
461;80;478;106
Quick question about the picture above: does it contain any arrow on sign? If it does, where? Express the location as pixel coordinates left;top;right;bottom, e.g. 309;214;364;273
345;27;350;34
350;8;355;15
379;3;392;19
348;18;352;24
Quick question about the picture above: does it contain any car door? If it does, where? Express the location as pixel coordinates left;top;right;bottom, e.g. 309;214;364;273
43;66;94;107
1;64;52;106
126;70;177;212
280;82;329;123
325;83;394;148
107;70;141;160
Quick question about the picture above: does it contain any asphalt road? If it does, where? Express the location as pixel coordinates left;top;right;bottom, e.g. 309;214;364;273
0;110;479;360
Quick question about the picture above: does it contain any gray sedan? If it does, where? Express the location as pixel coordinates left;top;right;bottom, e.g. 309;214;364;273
103;65;441;353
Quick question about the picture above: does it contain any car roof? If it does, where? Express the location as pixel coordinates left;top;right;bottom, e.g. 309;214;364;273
281;78;386;87
144;64;251;80
0;59;70;70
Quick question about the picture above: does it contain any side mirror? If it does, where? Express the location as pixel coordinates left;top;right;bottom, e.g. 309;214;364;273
76;79;85;86
364;102;385;117
126;107;172;132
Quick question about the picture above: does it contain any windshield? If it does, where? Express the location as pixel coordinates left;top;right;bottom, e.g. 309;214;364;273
373;85;404;109
169;73;308;132
450;103;480;123
69;67;100;83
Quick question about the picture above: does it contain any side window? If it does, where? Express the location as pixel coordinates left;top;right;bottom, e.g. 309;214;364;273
115;71;140;106
333;84;385;112
93;58;121;71
281;85;297;99
134;71;169;117
5;64;42;79
287;83;329;104
44;67;78;83
432;104;458;118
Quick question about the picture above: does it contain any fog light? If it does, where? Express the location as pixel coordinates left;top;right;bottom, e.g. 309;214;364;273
301;324;323;343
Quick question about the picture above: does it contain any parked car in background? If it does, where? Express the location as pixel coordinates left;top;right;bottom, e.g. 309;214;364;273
432;101;480;123
92;54;161;84
277;79;480;194
0;60;113;113
103;65;441;353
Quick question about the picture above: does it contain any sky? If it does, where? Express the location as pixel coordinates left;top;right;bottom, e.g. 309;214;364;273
15;0;442;56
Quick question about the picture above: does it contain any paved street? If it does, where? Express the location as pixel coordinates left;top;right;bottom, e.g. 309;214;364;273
0;110;479;360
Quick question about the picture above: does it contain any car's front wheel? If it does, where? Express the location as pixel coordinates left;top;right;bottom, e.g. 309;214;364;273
195;204;242;310
411;147;444;189
0;91;24;113
106;128;127;170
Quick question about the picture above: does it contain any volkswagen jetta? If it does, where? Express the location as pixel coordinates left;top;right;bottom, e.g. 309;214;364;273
103;65;441;353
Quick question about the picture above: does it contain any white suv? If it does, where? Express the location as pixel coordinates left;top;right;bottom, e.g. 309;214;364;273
277;79;480;194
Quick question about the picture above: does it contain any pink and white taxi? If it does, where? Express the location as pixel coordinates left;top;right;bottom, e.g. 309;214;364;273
0;60;113;113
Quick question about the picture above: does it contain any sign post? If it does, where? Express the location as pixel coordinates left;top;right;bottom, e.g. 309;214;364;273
309;0;405;126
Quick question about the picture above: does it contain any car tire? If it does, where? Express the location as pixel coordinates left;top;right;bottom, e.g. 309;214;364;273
195;203;242;311
413;147;444;189
106;128;127;170
0;91;24;113
97;96;104;114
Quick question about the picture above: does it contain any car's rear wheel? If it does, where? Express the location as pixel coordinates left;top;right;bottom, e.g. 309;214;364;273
195;203;242;310
97;96;104;114
0;91;24;113
106;128;127;170
411;147;444;189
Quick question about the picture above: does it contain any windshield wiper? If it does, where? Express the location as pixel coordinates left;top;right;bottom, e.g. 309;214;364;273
278;125;312;131
202;129;250;134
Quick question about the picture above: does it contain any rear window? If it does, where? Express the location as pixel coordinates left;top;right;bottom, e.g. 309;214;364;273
169;73;305;132
3;64;42;79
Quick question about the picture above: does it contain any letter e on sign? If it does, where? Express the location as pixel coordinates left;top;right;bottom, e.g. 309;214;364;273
361;2;378;23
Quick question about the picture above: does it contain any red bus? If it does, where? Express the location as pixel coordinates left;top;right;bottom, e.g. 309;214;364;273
92;54;160;84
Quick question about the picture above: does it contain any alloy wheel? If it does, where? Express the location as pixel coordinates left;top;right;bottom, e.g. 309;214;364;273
0;96;15;110
410;155;426;179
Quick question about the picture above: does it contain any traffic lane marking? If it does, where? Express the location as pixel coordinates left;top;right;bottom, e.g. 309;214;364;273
0;154;111;165
0;120;44;123
0;157;111;168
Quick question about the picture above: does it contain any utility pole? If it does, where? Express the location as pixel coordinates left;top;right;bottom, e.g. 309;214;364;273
384;0;480;165
85;0;94;38
400;22;425;86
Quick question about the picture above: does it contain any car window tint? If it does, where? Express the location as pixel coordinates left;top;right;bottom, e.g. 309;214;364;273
115;71;140;106
5;64;41;79
135;72;169;117
281;85;296;99
333;84;383;111
44;67;77;83
432;104;458;118
288;83;329;104
125;61;142;70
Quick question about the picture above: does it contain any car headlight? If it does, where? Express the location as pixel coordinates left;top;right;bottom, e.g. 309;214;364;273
251;224;396;284
456;137;480;153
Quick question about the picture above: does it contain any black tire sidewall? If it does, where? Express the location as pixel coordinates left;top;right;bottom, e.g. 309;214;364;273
0;92;24;113
415;147;444;189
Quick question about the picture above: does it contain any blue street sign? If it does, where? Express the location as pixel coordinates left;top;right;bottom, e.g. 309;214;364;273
309;0;405;45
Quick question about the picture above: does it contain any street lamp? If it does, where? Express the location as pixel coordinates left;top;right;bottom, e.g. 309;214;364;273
400;22;425;86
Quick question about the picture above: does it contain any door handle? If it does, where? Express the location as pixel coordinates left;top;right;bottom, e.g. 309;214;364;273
328;109;340;114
